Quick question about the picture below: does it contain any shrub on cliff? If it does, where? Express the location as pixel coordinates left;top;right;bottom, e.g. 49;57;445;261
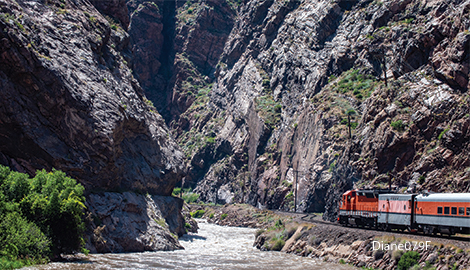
190;210;205;218
397;251;420;270
0;165;86;264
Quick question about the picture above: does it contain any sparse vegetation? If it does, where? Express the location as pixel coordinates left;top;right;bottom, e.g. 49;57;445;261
438;128;450;140
255;95;282;129
182;192;200;203
190;209;205;218
391;120;406;132
333;69;376;100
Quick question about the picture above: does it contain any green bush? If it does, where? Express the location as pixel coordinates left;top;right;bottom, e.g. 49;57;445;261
397;251;420;270
284;192;293;200
220;213;228;220
271;239;285;251
0;165;86;263
172;187;181;196
0;212;50;260
190;210;205;218
182;192;199;203
275;219;284;229
334;69;376;99
391;120;406;132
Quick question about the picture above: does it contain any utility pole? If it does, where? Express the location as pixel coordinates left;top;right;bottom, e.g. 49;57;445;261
293;158;300;213
294;169;298;212
348;113;352;139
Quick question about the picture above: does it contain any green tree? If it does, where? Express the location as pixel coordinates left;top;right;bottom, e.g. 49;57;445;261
0;165;86;262
0;212;50;260
21;169;86;255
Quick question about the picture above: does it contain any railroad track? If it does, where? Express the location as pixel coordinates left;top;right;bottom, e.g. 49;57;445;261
274;210;470;249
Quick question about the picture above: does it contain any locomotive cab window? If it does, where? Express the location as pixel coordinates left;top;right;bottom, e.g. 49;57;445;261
444;207;450;215
437;207;442;214
459;207;464;215
451;207;457;215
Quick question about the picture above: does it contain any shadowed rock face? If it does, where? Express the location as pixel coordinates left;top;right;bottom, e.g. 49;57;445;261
0;0;188;253
0;0;184;195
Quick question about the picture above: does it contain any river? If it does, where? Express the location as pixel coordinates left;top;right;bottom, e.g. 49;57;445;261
25;219;354;269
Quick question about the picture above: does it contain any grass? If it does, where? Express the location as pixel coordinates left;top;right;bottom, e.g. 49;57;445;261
183;192;199;203
438;128;450;140
0;13;26;33
333;69;377;100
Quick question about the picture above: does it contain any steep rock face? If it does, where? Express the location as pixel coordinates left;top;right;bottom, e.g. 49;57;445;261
145;0;470;220
86;192;184;253
0;0;184;195
0;0;186;251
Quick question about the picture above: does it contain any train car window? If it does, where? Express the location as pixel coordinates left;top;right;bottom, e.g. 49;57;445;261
404;205;406;210
444;207;450;215
437;207;442;214
366;193;374;199
459;207;464;215
383;204;385;209
467;208;470;216
451;207;457;215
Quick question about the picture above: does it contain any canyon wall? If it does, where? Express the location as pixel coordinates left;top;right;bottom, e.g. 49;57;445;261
128;0;469;220
0;0;186;251
1;0;469;250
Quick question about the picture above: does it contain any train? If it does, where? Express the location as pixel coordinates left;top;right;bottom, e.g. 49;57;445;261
338;189;470;236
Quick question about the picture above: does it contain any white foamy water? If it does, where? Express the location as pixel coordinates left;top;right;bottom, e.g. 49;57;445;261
24;219;355;270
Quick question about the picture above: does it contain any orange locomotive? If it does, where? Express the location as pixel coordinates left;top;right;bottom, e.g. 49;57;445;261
338;190;470;235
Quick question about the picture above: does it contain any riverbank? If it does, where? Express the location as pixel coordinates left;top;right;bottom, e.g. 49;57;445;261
189;204;470;270
25;218;353;270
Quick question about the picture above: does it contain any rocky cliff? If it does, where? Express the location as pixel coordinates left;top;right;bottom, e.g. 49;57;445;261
0;0;186;252
1;0;469;252
125;0;469;220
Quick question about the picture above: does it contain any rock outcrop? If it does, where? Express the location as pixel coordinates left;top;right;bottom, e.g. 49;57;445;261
85;192;184;253
127;0;470;220
0;0;186;252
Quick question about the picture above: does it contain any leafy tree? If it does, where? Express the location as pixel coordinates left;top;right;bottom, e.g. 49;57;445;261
0;212;50;260
21;169;86;255
0;165;86;263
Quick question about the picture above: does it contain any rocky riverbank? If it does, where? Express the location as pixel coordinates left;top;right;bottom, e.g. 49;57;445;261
190;204;470;270
84;192;187;253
